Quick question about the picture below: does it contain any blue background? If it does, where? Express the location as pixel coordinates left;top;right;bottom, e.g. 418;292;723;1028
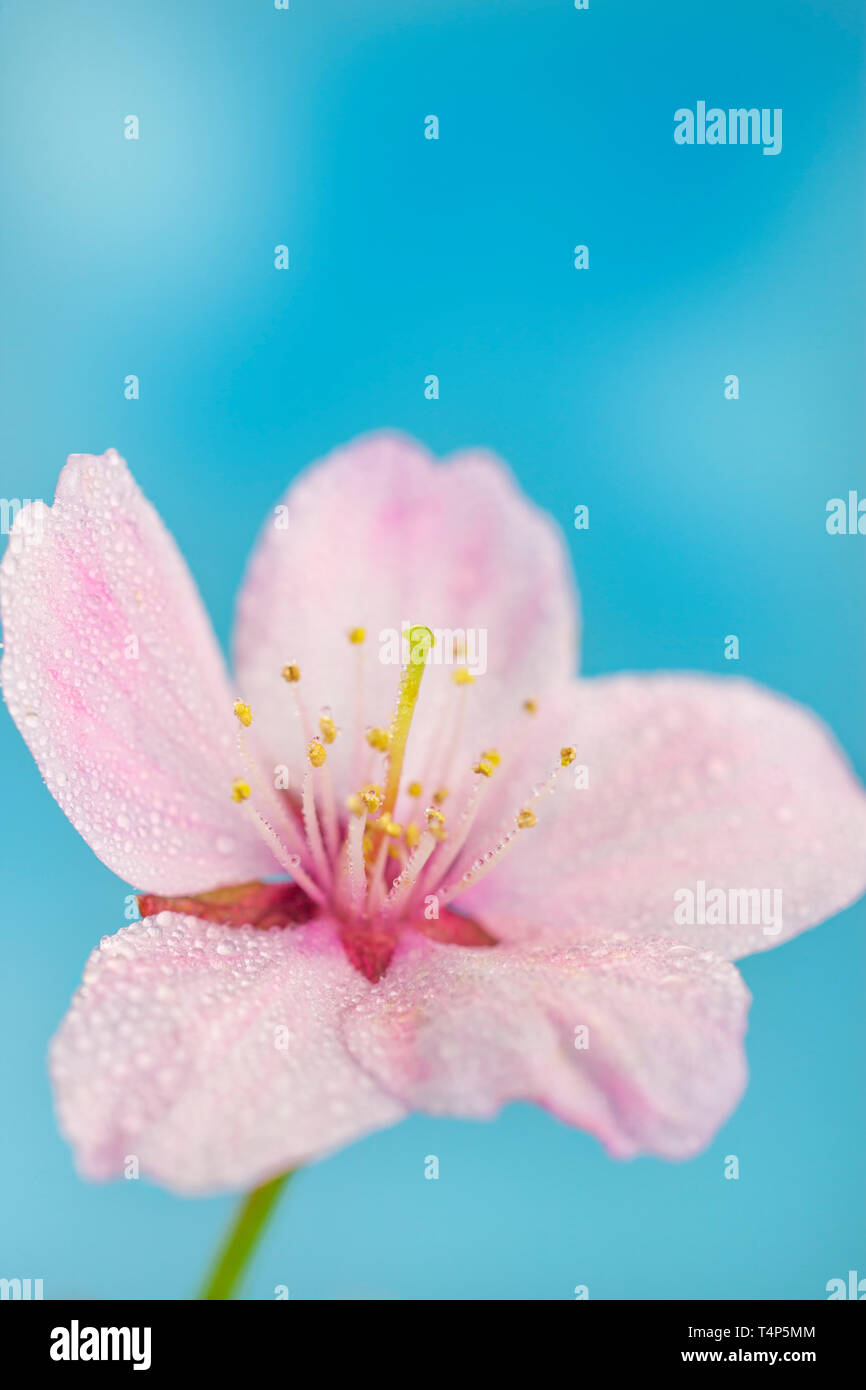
1;0;863;1300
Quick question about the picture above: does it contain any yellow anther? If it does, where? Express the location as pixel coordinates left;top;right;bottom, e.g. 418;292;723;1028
362;834;373;857
523;697;538;715
281;663;301;683
307;739;327;768
432;787;449;805
481;748;501;766
359;784;383;814
366;726;390;751
473;758;496;778
452;667;475;685
517;807;537;829
426;807;446;831
372;813;401;837
231;778;251;802
560;745;577;767
348;627;366;644
387;843;403;860
319;714;338;744
406;821;420;849
346;793;364;817
233;700;253;728
407;780;423;799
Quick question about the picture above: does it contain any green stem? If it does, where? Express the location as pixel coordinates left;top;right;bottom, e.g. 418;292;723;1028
199;1171;293;1300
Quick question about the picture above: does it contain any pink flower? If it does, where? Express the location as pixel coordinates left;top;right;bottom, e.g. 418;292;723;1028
3;434;866;1196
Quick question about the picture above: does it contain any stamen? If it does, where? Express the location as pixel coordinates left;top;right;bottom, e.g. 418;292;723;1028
434;746;576;908
379;817;403;839
414;768;489;902
364;813;404;913
231;778;251;802
301;768;332;886
348;628;366;784
521;747;578;811
282;664;313;744
366;726;390;752
515;747;579;815
432;665;475;798
381;830;437;918
344;801;368;917
233;700;252;728
437;822;526;907
232;702;310;863
307;739;327;768
366;832;392;915
359;783;383;813
239;803;327;908
319;712;338;744
306;738;339;859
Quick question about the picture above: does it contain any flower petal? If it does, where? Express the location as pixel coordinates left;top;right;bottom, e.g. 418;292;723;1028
345;930;750;1159
233;431;577;794
0;451;279;892
51;913;404;1195
456;674;866;958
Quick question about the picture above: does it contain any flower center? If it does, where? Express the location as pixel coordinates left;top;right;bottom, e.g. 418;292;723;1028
228;625;576;935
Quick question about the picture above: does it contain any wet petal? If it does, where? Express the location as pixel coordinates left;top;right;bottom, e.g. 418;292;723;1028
233;431;578;795
0;451;279;892
457;674;866;958
345;930;750;1159
51;913;404;1195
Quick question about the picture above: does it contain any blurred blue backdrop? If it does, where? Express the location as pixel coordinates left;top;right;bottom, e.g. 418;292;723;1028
1;0;864;1300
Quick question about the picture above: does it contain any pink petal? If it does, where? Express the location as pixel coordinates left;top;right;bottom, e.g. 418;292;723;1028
0;451;279;892
51;913;404;1195
344;930;750;1159
457;674;866;958
233;431;577;795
